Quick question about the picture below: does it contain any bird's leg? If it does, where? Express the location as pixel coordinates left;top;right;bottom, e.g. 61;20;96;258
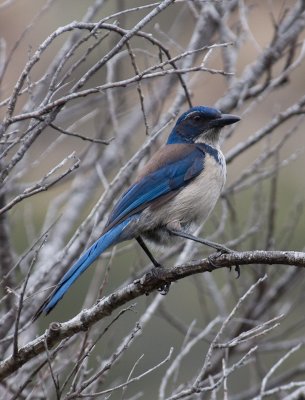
136;236;161;268
166;224;240;278
136;236;170;294
166;224;231;252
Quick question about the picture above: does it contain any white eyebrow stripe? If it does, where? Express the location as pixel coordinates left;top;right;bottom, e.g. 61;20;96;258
183;111;199;120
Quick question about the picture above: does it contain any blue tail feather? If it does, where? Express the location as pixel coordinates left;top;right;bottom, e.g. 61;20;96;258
43;219;131;315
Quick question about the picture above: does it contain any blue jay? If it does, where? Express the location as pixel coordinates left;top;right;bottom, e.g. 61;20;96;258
34;106;240;318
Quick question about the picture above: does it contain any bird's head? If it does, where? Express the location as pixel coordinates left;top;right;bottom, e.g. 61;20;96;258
167;106;240;146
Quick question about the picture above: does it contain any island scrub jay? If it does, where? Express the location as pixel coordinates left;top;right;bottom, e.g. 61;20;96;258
34;106;240;318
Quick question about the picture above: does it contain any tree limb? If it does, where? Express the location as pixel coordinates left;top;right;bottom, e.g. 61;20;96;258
0;249;304;382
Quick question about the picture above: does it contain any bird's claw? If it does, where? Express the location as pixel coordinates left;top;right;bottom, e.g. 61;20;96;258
208;253;219;268
208;248;228;268
158;282;171;295
209;248;241;279
230;264;241;279
146;266;171;295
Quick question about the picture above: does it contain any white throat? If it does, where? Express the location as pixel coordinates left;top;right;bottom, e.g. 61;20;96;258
195;127;221;147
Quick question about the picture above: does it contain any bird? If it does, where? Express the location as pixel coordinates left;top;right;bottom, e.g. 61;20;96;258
34;105;240;319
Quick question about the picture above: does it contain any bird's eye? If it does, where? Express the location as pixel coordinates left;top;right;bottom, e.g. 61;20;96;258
193;115;201;121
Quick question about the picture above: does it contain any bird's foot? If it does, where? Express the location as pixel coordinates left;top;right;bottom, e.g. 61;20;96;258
208;248;240;279
148;265;171;295
230;264;241;279
208;252;219;269
158;282;171;296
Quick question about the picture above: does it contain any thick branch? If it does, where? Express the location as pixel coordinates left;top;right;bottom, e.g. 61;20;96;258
0;249;304;381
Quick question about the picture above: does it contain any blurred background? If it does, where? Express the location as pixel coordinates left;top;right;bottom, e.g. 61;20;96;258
1;0;305;399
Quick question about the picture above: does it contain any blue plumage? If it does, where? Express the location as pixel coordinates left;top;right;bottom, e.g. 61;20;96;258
34;106;240;318
42;219;132;314
105;145;206;231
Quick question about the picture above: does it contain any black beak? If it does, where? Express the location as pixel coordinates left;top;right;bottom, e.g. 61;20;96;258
212;113;240;127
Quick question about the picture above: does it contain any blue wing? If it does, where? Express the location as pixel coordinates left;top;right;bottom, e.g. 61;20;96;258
105;144;206;231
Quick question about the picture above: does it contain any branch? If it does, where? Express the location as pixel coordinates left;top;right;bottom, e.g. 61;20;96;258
0;153;80;215
6;64;232;125
0;249;304;381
